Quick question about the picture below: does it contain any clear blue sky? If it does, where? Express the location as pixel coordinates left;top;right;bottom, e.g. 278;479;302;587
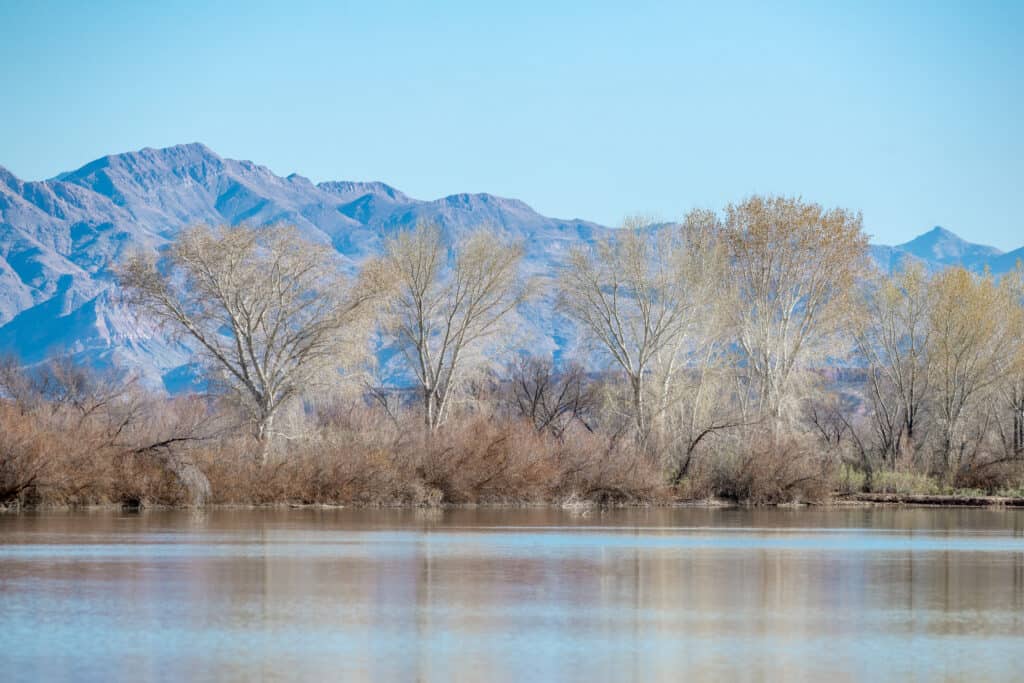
1;1;1021;248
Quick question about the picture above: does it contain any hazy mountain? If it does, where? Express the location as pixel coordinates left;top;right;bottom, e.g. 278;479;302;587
0;144;608;387
992;247;1024;274
869;226;1021;275
0;143;1019;390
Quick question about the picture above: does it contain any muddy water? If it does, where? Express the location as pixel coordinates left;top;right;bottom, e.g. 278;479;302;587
2;507;1023;682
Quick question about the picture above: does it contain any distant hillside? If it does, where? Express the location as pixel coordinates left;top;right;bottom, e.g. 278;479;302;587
870;226;1022;275
0;144;1019;390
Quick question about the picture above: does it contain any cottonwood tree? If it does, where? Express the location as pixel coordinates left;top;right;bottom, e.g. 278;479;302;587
382;223;528;431
928;267;1024;478
999;265;1024;458
558;213;725;446
119;225;382;462
657;214;740;481
725;195;869;428
853;262;934;468
1006;372;1024;458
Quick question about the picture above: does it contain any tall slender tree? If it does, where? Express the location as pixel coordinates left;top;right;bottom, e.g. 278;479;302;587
382;223;528;431
724;195;869;428
854;262;934;467
558;213;725;445
928;266;1024;477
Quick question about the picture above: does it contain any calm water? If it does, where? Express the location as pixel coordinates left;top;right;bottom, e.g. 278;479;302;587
1;507;1023;682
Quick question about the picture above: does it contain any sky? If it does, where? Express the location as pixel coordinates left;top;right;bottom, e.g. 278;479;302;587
1;1;1021;248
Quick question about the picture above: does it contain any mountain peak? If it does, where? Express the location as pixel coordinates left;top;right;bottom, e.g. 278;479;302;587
56;143;224;182
893;225;1003;269
137;141;217;157
119;142;224;169
438;192;534;213
902;225;963;246
925;225;957;239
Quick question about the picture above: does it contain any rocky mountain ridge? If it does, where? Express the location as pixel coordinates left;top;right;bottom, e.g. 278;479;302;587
0;143;1019;390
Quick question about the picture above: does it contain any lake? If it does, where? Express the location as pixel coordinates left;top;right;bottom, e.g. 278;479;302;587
1;507;1023;681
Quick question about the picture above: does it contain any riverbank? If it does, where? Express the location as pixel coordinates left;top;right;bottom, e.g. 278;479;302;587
7;492;1024;512
837;492;1024;507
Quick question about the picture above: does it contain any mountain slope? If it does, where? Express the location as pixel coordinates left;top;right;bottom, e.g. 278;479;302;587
869;226;1015;275
896;226;1004;271
0;144;612;387
0;143;1018;390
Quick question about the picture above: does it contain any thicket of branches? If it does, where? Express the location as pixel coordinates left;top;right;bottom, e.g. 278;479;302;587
2;195;1023;507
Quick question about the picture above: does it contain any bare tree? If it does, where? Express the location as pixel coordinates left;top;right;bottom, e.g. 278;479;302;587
724;195;869;428
1009;380;1024;458
853;262;934;468
558;214;724;443
509;355;595;438
381;223;528;431
118;225;382;462
1002;265;1024;458
0;355;134;419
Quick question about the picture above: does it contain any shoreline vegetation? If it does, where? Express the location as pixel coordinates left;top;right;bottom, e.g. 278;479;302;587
2;195;1024;511
6;496;1024;512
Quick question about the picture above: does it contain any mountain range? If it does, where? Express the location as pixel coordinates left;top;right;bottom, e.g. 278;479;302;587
1;143;1020;391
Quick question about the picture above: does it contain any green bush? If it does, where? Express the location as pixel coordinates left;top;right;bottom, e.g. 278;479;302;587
869;470;941;495
834;464;867;494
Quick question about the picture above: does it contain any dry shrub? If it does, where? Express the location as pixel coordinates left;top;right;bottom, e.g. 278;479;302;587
195;413;666;506
0;404;55;505
953;459;1024;494
414;419;664;504
0;402;191;507
0;360;219;508
552;428;666;504
707;432;833;504
413;418;561;503
671;456;719;501
200;435;430;506
868;468;940;495
2;359;913;509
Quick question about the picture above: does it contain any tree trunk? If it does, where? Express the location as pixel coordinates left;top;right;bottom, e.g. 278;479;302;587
631;375;646;440
941;429;953;481
424;389;433;430
165;455;212;506
424;387;441;432
255;411;274;465
1013;385;1023;456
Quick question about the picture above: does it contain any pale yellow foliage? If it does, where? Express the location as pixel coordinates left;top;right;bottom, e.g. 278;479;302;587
928;266;1024;474
724;195;870;425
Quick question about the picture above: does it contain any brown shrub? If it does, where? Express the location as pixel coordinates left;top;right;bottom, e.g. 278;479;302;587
0;402;191;507
952;459;1024;493
706;432;834;504
194;413;665;507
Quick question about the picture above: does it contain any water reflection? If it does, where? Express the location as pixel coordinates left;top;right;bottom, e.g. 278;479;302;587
1;507;1023;681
